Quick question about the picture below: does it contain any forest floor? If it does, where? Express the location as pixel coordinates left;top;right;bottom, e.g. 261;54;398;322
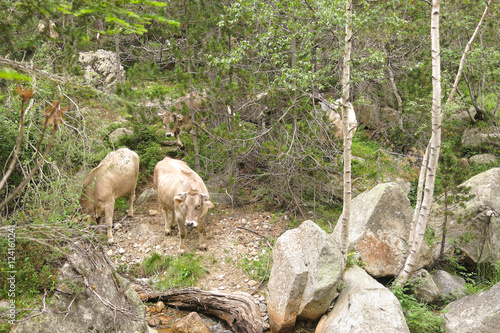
104;181;317;332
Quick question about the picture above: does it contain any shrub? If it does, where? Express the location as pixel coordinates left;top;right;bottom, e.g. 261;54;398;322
392;285;444;333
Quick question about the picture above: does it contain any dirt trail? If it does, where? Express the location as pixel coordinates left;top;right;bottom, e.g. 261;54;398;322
106;187;287;295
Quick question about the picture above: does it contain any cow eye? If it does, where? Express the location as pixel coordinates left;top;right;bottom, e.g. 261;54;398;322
196;205;201;209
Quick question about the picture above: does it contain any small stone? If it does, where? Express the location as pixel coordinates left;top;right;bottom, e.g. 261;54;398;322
147;317;161;327
218;274;226;280
118;248;125;254
248;280;258;287
155;301;166;312
219;286;225;290
133;243;139;248
148;210;158;216
106;249;113;256
114;223;122;230
145;248;151;253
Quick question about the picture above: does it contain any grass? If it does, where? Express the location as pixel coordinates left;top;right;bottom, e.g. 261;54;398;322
239;245;272;283
154;252;208;290
392;284;445;333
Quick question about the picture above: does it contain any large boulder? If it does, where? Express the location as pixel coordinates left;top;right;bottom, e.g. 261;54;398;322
267;220;344;333
409;269;440;303
78;49;126;91
469;153;497;166
332;182;431;277
428;168;500;266
442;281;500;333
14;241;152;333
316;266;410;333
109;127;134;145
433;270;466;302
461;127;500;150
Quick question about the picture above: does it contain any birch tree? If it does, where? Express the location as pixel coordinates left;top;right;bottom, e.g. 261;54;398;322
339;0;353;262
394;0;442;287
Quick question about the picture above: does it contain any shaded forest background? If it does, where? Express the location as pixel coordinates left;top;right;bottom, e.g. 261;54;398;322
0;0;499;331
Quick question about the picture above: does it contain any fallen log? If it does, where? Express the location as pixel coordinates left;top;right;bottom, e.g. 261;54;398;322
132;284;263;333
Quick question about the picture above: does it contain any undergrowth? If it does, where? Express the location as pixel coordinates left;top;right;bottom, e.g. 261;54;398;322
392;284;445;333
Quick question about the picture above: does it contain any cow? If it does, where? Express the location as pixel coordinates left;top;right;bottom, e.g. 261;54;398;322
159;91;208;149
320;98;358;139
154;157;215;254
80;148;139;243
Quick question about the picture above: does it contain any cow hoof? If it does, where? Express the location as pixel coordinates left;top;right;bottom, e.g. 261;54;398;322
199;245;207;251
165;230;171;236
108;238;114;244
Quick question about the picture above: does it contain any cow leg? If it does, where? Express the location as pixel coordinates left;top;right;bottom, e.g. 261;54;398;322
104;204;114;243
178;220;187;254
127;189;136;217
175;133;184;150
163;207;172;235
197;228;207;251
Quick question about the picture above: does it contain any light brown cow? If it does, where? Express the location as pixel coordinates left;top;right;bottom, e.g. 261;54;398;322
321;98;358;139
154;157;215;254
160;92;208;149
80;148;139;243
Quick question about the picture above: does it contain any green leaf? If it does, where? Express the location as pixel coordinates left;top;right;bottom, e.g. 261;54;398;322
0;68;31;81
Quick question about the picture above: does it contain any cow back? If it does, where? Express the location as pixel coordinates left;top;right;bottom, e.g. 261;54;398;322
154;157;209;210
81;148;139;212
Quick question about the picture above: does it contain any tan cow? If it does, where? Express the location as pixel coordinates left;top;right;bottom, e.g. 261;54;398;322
154;157;215;254
321;98;358;139
159;91;208;149
80;148;139;243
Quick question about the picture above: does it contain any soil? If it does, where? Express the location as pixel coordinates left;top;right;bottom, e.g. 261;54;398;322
103;182;317;332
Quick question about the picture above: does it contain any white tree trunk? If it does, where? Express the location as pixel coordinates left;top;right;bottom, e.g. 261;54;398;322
340;0;353;262
447;0;493;104
395;0;442;287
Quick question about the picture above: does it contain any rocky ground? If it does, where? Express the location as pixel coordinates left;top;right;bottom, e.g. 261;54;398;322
103;184;317;332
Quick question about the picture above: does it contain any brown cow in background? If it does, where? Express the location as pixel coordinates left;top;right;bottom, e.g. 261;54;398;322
159;91;208;149
154;156;214;254
80;148;139;243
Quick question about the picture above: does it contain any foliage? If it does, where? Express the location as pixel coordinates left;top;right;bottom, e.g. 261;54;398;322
142;252;173;276
155;252;208;290
0;238;63;299
239;245;272;283
392;285;445;333
114;123;165;182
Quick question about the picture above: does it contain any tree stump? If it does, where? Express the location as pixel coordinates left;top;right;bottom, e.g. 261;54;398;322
132;284;263;333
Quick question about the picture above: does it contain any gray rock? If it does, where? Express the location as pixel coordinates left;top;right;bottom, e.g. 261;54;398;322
428;168;500;266
78;49;126;91
443;281;500;333
135;188;157;206
109;127;134;144
469;153;497;165
210;192;233;206
409;269;440;303
433;270;466;301
332;182;431;277
13;241;149;333
461;127;500;150
316;266;410;333
267;220;344;333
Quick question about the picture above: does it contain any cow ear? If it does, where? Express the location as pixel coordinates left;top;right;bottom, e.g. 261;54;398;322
203;196;215;209
174;192;187;205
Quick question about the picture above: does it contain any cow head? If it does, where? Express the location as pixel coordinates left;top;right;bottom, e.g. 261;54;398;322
160;111;184;137
174;189;215;227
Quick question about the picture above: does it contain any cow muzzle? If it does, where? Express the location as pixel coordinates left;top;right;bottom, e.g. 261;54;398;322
166;132;174;138
185;220;198;227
